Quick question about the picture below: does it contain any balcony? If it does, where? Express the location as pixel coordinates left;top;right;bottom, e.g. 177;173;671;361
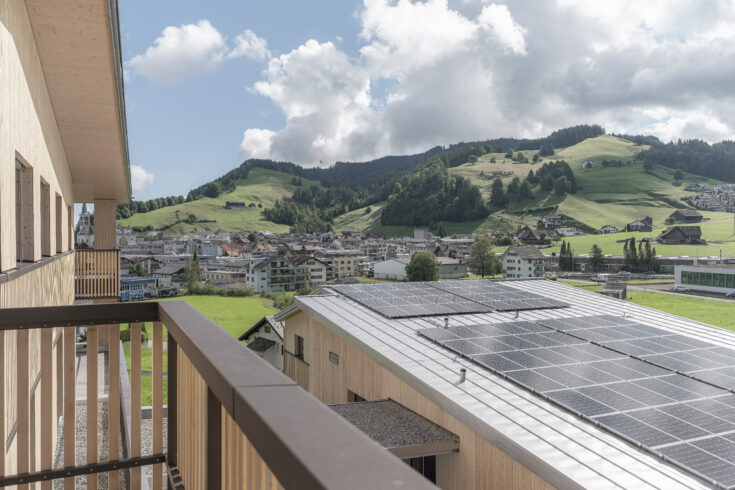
0;301;433;489
75;249;121;300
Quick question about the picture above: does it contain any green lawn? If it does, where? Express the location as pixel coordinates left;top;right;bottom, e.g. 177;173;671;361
562;281;735;331
122;295;278;404
118;168;319;234
627;292;735;332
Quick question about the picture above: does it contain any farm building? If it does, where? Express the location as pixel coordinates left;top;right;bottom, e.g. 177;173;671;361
627;217;653;232
657;226;704;245
225;201;247;209
517;225;553;246
598;225;619;234
669;209;703;224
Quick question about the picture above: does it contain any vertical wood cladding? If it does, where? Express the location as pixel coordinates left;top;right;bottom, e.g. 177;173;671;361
285;312;554;490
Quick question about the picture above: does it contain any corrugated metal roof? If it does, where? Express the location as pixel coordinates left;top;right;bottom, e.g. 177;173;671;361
291;279;726;489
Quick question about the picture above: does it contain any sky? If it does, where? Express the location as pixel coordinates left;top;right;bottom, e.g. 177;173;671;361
120;0;735;201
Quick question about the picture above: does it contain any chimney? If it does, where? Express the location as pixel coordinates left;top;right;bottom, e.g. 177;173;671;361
444;317;449;329
458;368;466;384
514;310;519;319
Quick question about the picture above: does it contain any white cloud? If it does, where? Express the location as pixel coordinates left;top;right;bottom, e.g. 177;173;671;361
126;20;227;85
130;164;155;192
477;4;527;55
228;29;271;60
237;0;735;164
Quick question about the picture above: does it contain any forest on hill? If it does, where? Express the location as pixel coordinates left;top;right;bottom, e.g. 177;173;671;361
117;124;735;234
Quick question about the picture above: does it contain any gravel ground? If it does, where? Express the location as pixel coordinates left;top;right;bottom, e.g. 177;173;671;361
141;417;168;488
53;400;126;490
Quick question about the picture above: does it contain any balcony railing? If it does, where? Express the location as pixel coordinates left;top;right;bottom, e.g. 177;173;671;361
74;249;120;299
0;302;434;489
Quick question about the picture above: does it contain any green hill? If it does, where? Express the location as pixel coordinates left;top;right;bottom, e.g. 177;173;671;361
119;134;735;255
118;168;320;234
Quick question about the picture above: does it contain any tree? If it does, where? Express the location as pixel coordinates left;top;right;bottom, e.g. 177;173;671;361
436;222;448;238
202;181;223;198
131;263;147;277
469;234;500;278
519;180;534;199
489;179;507;208
533;153;540;163
365;206;372;214
559;240;574;271
590;244;604;272
405;252;440;282
495;235;513;246
541;174;554;191
539;142;555;156
554;176;571;196
674;170;684;181
183;251;202;288
643;159;654;174
247;233;257;243
507;177;521;197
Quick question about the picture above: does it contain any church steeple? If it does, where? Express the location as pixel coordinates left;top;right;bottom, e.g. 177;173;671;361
81;202;89;215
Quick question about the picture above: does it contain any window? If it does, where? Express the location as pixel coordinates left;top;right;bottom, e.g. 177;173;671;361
347;390;365;402
406;456;436;483
295;334;305;360
40;179;51;256
15;159;34;263
55;194;63;253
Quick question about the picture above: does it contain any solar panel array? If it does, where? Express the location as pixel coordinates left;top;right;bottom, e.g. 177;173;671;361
331;281;568;318
537;315;735;393
419;316;735;488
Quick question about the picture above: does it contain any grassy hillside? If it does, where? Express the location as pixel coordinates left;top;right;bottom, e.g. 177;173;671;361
119;168;320;234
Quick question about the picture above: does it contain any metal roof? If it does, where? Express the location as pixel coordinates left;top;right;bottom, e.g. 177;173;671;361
285;279;732;489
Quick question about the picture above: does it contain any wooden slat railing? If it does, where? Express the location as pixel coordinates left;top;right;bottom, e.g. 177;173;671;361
74;249;121;299
0;302;435;490
284;350;310;391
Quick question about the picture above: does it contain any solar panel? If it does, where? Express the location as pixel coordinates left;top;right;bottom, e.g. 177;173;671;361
427;280;569;311
417;319;735;488
537;315;735;393
331;283;493;318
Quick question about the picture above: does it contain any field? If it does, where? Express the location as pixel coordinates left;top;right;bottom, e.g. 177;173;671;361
122;295;277;404
562;281;735;332
627;292;735;331
118;168;320;234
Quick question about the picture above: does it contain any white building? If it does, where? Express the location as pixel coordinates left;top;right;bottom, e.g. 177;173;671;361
239;316;284;371
675;264;735;295
373;258;410;280
373;257;467;281
501;245;545;279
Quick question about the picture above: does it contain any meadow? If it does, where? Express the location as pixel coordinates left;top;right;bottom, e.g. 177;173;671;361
118;168;320;234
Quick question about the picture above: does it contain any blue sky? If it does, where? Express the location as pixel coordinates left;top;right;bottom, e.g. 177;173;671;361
120;0;735;202
120;0;363;200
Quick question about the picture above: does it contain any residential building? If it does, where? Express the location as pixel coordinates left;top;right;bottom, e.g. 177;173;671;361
517;225;553;246
541;214;567;228
501;245;545;278
153;264;186;288
598;225;619;234
120;255;164;275
316;250;362;281
626;217;653;232
658;225;704;244
239;316;284;371
669;209;704;224
291;255;327;288
0;4;441;488
675;264;735;295
278;279;735;488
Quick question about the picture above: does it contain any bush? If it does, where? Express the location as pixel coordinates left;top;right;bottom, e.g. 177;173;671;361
186;283;256;297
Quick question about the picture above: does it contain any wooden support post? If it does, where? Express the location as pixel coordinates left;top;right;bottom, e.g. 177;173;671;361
108;324;121;490
17;330;29;490
40;329;53;490
87;326;99;490
130;323;142;490
63;327;75;489
152;322;163;490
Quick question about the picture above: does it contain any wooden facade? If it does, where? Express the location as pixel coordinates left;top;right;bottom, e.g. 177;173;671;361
284;312;555;490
